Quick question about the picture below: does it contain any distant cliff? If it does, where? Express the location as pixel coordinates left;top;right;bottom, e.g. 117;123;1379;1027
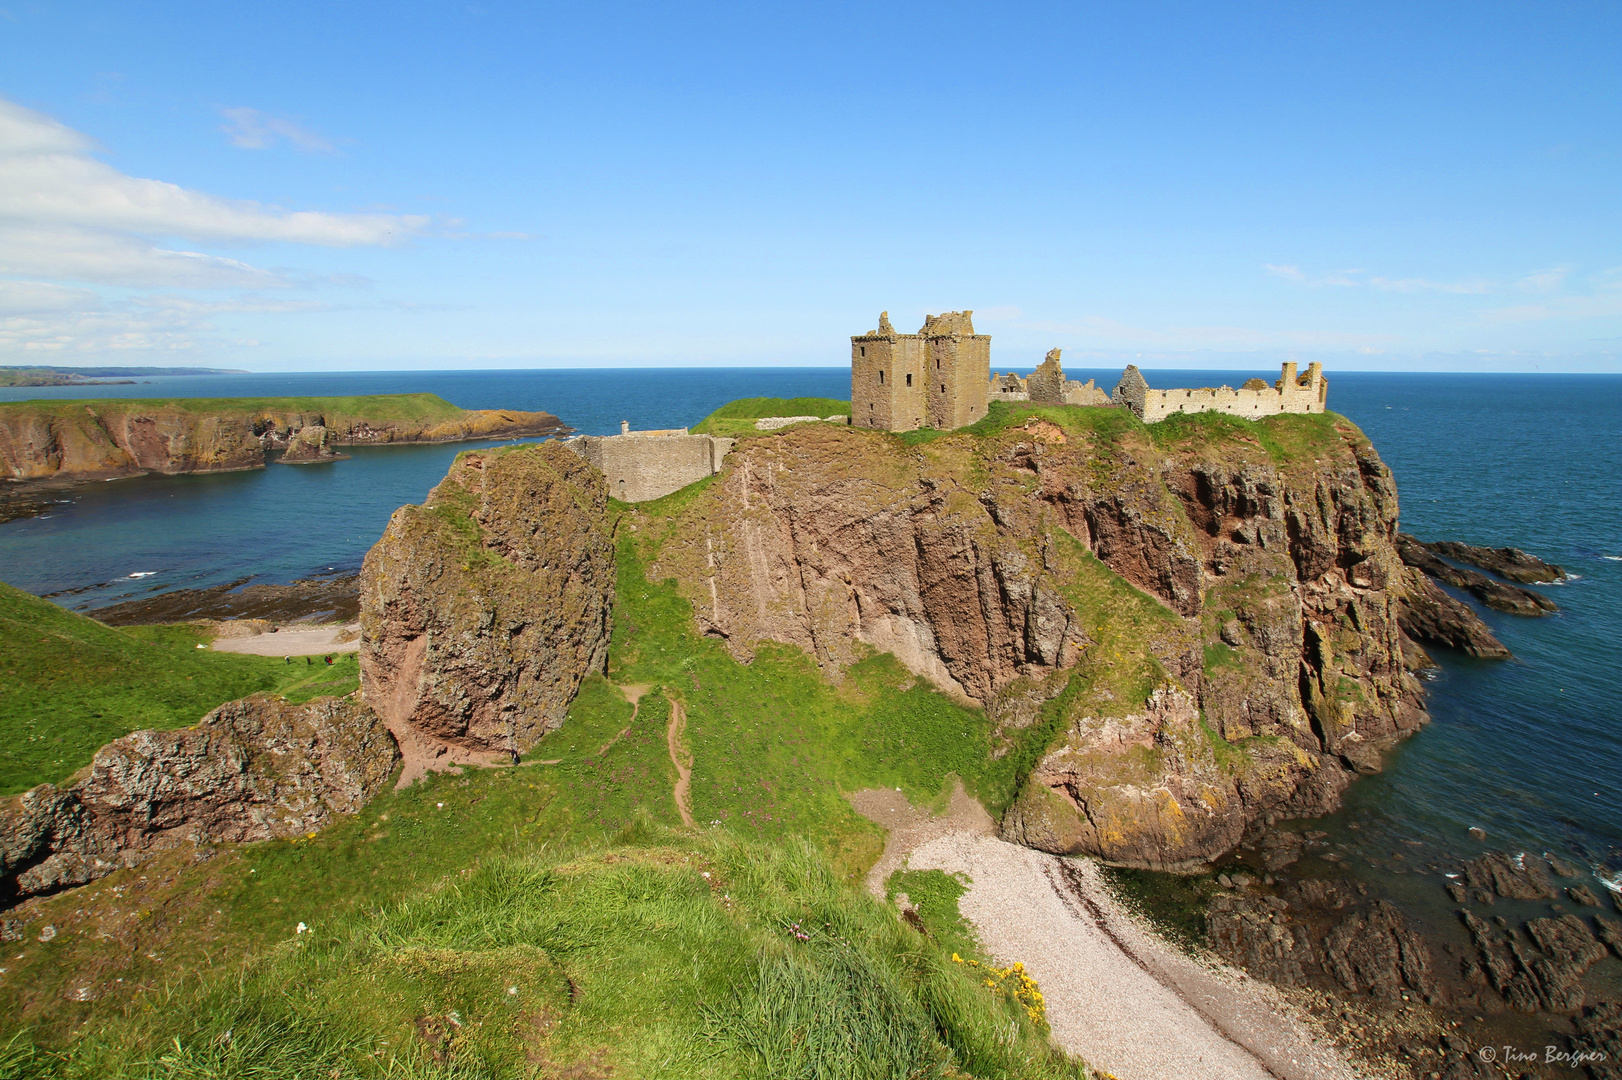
0;394;569;482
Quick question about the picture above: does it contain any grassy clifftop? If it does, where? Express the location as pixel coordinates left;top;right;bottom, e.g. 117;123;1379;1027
0;393;469;425
0;581;357;796
690;396;850;438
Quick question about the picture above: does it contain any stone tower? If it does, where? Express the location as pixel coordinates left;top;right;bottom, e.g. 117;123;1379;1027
851;310;990;432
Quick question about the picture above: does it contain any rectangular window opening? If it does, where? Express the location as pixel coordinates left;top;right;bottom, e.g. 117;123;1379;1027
905;373;912;387
879;370;884;384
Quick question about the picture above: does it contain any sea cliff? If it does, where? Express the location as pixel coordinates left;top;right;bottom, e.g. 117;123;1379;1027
0;393;568;483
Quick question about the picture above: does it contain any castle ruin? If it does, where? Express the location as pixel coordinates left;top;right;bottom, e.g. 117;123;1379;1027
989;349;1111;407
851;311;990;432
566;423;735;503
1112;362;1327;423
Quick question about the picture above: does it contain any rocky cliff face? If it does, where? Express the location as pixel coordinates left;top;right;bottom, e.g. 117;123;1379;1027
0;694;396;905
639;412;1427;869
0;397;568;482
359;441;615;781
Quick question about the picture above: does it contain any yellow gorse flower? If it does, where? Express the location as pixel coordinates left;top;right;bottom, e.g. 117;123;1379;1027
950;952;1047;1029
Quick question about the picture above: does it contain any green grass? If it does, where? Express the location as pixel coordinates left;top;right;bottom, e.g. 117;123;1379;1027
0;393;470;425
4;833;1085;1079
690;396;850;438
0;581;354;795
1146;409;1355;465
602;538;1054;867
885;869;982;961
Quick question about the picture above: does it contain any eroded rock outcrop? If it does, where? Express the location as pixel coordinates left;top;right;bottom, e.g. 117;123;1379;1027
1207;880;1443;1004
1396;532;1557;616
0;694;396;904
637;413;1427;867
359;441;614;779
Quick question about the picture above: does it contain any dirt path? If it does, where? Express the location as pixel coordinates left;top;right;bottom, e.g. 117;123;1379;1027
595;683;652;755
665;694;694;827
850;792;1356;1080
847;781;995;898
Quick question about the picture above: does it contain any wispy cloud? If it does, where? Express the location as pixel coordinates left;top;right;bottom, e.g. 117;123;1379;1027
0;97;428;291
219;107;336;153
1367;275;1492;294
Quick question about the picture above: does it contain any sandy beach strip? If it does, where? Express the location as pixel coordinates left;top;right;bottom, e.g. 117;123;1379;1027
209;622;360;657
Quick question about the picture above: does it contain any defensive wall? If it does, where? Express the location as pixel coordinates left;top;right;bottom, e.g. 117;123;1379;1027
567;421;735;503
1113;362;1327;423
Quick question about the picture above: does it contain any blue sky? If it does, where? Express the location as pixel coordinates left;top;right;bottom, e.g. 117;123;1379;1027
0;1;1617;372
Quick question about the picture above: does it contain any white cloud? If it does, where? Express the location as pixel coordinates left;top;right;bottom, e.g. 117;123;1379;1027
0;225;287;288
0;97;428;292
1368;276;1492;295
219;107;335;153
0;278;98;314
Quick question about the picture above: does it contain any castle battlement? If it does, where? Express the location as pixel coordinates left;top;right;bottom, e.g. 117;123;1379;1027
1113;362;1327;423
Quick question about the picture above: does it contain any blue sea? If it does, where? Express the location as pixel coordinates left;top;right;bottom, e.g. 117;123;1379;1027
2;367;1619;926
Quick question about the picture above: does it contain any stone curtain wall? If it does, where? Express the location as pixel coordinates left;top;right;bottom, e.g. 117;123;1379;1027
1116;362;1327;423
569;432;735;503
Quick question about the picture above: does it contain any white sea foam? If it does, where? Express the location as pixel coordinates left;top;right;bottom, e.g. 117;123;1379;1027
127;571;158;578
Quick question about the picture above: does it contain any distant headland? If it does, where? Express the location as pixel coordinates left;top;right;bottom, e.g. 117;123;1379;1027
0;393;568;486
0;365;250;388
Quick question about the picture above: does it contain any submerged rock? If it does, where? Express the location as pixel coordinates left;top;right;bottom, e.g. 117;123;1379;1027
1395;533;1557;616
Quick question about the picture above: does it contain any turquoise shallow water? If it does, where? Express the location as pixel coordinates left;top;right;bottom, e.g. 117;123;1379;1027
2;368;1618;909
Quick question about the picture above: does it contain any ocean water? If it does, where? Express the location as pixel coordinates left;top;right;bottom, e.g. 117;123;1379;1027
2;368;1619;915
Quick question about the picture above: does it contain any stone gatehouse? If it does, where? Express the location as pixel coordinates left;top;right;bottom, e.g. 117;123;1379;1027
566;423;735;503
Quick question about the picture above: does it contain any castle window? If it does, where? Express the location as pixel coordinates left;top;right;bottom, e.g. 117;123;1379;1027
935;358;940;370
878;370;884;384
860;346;866;357
940;384;946;393
905;373;912;387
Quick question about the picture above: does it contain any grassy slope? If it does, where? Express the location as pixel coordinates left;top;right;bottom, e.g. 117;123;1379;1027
0;400;1364;1074
0;580;357;795
0;530;1088;1077
0;393;470;425
689;396;850;439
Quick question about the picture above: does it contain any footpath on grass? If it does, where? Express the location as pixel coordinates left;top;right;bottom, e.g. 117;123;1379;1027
851;789;1357;1080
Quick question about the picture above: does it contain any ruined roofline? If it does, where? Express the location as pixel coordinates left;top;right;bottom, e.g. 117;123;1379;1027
853;309;986;341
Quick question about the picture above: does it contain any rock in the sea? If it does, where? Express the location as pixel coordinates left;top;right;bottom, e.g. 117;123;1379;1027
1458;910;1609;1016
1423;540;1564;584
1395;568;1511;658
1395;533;1557;616
359;441;614;771
1461;851;1557;900
1206;880;1441;1004
0;694;397;904
1569;885;1603;907
1595;916;1622;960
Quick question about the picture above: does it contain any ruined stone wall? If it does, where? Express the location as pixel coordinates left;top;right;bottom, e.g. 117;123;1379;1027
1121;363;1328;424
1062;380;1111;406
989;372;1029;401
568;432;735;502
